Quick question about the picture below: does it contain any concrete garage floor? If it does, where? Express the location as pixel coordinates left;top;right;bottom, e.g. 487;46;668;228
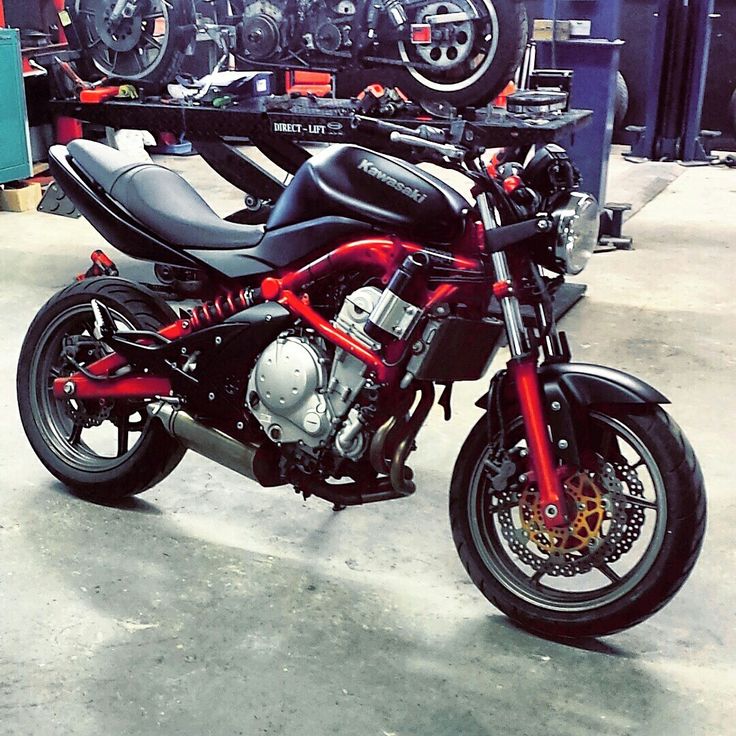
1;147;734;736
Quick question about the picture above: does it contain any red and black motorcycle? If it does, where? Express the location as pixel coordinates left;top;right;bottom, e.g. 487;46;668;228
17;120;705;638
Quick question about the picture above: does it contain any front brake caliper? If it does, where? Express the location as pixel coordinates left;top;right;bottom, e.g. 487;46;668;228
520;471;608;555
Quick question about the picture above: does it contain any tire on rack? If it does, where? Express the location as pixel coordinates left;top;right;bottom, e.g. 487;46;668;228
449;406;706;638
67;0;197;90
614;71;630;130
395;0;528;108
17;277;186;504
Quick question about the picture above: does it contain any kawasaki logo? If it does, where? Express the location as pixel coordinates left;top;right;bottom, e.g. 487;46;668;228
357;159;428;204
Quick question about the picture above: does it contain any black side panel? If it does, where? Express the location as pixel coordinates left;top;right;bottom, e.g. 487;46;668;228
48;146;201;269
170;303;292;417
186;217;375;278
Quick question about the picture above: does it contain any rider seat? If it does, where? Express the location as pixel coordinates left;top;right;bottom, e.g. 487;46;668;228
67;140;265;250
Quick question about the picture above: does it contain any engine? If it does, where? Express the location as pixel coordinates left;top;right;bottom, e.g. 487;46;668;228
246;287;382;461
240;0;356;60
241;0;286;59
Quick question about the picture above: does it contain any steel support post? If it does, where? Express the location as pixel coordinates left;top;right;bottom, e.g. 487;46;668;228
629;0;716;162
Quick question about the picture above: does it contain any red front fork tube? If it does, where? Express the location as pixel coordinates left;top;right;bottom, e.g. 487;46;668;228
509;358;568;529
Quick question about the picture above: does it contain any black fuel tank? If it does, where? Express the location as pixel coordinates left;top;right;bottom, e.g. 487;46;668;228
266;145;470;245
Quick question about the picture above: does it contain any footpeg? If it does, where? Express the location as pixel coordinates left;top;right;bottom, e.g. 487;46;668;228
90;298;117;340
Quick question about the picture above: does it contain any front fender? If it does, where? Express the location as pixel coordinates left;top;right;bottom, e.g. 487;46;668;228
539;362;669;407
475;362;669;409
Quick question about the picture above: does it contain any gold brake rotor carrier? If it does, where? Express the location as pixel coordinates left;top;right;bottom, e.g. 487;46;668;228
519;472;610;555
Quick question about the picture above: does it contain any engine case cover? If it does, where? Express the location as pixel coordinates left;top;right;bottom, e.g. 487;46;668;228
247;335;331;446
328;286;382;419
246;288;383;459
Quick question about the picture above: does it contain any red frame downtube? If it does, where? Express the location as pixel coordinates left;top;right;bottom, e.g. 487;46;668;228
262;236;482;384
509;358;568;529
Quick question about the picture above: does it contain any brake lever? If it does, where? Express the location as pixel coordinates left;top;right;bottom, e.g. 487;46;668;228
388;131;466;161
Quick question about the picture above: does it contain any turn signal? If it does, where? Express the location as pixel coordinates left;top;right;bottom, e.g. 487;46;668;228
503;175;523;194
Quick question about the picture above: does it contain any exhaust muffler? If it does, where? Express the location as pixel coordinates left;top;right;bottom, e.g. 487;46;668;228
148;402;281;487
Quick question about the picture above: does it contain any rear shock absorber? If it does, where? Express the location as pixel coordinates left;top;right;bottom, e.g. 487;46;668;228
187;287;260;330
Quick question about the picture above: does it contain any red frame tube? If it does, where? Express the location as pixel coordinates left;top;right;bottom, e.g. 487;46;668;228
52;237;481;401
280;291;393;382
262;236;481;385
510;358;567;529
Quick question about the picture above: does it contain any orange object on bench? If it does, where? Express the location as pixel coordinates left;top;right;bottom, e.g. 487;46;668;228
79;86;121;103
285;70;333;97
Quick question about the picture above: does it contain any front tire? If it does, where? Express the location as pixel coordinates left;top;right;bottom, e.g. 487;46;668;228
17;277;186;504
450;407;706;637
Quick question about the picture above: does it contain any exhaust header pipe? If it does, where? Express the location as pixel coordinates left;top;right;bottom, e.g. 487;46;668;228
148;402;281;487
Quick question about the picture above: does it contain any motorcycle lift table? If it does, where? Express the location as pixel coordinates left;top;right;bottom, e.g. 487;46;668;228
48;95;591;214
46;95;592;317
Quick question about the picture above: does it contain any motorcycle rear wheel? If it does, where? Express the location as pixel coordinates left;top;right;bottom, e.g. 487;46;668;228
450;407;706;637
68;0;196;87
396;0;527;107
17;277;185;503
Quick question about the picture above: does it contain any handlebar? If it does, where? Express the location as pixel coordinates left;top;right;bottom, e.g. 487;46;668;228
388;131;466;161
351;114;468;162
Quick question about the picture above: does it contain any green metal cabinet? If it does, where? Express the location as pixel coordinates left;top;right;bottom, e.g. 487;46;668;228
0;28;32;184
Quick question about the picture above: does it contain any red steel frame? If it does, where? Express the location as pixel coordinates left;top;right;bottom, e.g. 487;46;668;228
53;236;481;399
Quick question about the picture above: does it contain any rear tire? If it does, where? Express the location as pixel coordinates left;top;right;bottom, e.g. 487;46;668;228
450;407;706;637
396;0;528;107
614;71;629;130
68;0;196;89
17;277;185;503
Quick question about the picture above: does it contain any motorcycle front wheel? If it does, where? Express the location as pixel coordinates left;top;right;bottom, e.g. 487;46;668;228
450;407;706;637
396;0;527;107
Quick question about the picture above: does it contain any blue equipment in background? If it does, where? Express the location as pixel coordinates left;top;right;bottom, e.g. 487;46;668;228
533;1;624;208
627;0;717;161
